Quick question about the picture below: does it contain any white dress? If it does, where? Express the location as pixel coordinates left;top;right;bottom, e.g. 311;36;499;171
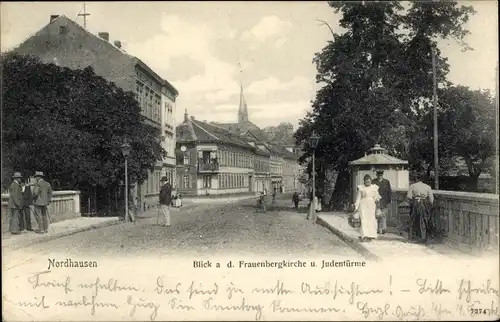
354;184;380;239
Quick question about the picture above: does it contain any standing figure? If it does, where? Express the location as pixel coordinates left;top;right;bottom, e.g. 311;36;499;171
354;174;380;242
20;179;34;231
8;172;23;235
159;176;173;227
32;171;53;234
372;170;392;235
292;192;300;209
260;192;267;213
407;174;434;243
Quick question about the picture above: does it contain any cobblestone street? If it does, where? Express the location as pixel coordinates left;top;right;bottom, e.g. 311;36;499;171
12;197;362;259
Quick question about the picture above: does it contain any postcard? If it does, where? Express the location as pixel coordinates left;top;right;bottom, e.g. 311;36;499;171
2;1;499;321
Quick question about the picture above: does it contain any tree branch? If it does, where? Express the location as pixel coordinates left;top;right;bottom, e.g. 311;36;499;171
316;19;335;39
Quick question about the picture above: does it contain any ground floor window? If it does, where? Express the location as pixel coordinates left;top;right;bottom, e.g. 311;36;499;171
183;175;191;189
203;175;211;188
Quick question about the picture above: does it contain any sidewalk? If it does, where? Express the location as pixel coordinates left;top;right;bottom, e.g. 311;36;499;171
2;216;121;251
317;212;479;261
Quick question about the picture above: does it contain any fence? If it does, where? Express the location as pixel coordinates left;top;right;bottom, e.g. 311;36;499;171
1;190;81;233
387;188;499;252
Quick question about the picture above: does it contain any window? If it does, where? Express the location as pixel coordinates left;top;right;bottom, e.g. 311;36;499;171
59;26;68;35
183;153;190;165
203;175;211;188
183;175;191;189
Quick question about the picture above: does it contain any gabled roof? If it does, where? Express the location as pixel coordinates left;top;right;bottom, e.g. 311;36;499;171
176;116;254;149
15;15;178;96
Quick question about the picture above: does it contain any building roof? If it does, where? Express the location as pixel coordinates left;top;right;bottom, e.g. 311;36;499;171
349;144;408;166
176;112;254;149
15;15;178;96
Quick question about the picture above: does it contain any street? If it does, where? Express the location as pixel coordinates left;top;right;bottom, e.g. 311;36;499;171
7;197;360;259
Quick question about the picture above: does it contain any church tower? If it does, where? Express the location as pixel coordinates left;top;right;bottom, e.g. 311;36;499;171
238;84;249;124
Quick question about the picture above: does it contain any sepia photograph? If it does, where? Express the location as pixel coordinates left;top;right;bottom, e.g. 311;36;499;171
1;1;499;321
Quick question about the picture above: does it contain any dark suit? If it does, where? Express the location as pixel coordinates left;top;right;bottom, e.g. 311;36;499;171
159;183;173;226
33;179;52;232
8;180;22;233
20;185;34;230
159;183;173;206
372;177;392;233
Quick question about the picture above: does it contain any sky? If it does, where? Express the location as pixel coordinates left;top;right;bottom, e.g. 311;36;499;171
1;1;498;129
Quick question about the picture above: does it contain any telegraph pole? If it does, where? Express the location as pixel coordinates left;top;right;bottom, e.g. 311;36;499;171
432;46;439;190
78;2;90;28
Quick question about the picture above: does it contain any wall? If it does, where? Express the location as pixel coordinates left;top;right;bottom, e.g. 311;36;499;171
15;17;136;92
350;166;409;203
387;188;499;252
2;191;81;233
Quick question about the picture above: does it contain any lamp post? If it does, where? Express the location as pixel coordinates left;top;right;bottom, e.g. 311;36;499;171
308;134;320;223
121;139;132;222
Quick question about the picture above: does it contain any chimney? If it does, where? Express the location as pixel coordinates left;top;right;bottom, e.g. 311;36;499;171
98;32;109;41
184;109;189;123
114;40;122;48
50;15;59;23
190;116;195;120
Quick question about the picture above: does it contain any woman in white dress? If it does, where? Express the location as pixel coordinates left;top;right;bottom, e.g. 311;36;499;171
354;174;381;242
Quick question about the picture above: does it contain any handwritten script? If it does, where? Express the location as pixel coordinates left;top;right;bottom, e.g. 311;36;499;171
3;271;499;321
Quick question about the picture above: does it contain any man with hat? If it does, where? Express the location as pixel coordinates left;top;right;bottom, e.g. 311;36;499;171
372;170;392;234
8;172;23;234
32;171;53;234
159;176;173;227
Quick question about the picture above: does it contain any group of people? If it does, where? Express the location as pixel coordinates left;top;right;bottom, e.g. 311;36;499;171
8;171;53;235
354;169;435;244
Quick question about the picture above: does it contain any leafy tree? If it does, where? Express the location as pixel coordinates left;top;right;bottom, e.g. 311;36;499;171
437;86;495;185
295;1;476;209
1;53;165;193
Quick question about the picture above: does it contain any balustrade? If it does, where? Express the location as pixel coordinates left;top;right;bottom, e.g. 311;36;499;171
387;188;499;251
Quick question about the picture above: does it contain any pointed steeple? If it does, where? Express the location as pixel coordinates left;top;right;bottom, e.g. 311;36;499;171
238;83;248;124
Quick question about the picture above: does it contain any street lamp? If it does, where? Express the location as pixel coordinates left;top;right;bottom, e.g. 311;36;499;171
121;139;132;222
308;134;320;223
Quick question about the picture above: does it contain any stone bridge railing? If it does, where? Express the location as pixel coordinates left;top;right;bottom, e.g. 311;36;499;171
387;188;499;252
1;191;81;233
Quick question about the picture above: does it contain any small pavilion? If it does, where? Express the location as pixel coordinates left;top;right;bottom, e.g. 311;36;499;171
348;144;409;204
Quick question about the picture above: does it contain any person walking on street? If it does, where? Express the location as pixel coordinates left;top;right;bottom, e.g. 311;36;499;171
8;172;23;235
292;192;300;209
407;174;434;243
33;171;53;234
159;176;173;227
20;179;34;232
372;170;392;235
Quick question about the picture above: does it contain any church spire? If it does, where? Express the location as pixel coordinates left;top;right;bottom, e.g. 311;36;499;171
237;60;248;124
238;84;248;124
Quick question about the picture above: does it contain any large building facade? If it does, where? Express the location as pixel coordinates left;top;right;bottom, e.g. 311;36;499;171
176;84;301;196
176;111;258;196
14;15;179;209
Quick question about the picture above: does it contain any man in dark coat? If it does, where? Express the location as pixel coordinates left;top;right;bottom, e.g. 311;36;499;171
292;192;300;209
33;171;53;234
372;170;392;234
8;172;23;234
159;176;173;227
20;179;34;231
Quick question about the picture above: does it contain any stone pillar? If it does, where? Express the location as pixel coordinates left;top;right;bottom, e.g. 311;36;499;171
73;191;81;216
